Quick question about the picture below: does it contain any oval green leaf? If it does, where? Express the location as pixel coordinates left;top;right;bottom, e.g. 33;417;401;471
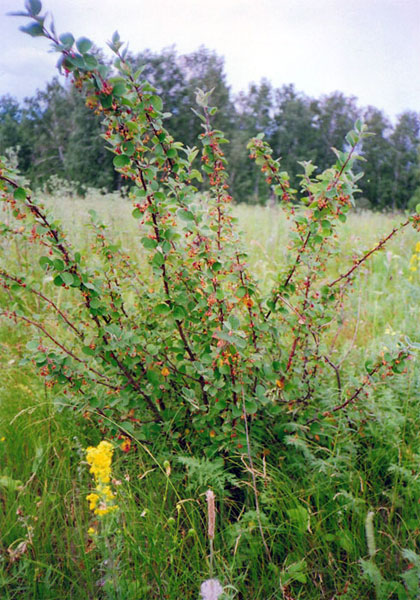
59;32;74;48
14;187;27;201
76;37;93;54
113;154;130;168
61;272;74;286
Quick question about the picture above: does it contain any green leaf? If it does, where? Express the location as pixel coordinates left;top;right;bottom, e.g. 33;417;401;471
59;32;74;48
354;118;363;132
154;303;170;315
7;11;30;17
178;209;194;222
61;272;74;286
39;256;51;269
245;399;258;414
84;54;98;70
113;154;130;168
172;305;186;320
82;345;95;356
67;54;86;70
141;237;158;249
113;82;127;96
416;203;420;214
150;95;163;111
83;282;98;292
161;240;171;253
132;208;142;219
228;315;240;330
89;298;101;309
392;360;406;374
76;37;93;54
146;369;160;386
122;141;135;155
365;360;374;372
14;187;27;201
97;64;109;79
152;252;164;267
61;57;75;72
25;0;42;15
100;94;113;108
189;169;203;182
52;259;65;272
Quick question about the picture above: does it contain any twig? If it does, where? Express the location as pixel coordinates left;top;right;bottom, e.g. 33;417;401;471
328;220;410;288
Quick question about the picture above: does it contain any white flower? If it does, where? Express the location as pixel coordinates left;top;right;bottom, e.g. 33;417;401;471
200;578;223;600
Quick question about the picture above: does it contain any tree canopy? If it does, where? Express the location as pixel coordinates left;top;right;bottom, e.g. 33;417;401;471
1;45;419;209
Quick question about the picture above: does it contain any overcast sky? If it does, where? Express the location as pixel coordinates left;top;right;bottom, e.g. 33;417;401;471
0;0;419;119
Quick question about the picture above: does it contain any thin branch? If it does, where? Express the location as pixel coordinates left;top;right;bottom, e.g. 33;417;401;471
0;270;84;339
1;310;116;389
323;355;342;402
328;220;410;288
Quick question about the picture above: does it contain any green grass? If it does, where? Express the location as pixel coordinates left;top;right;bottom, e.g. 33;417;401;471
1;197;420;599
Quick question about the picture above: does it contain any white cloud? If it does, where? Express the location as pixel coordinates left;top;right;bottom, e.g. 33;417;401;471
0;0;419;117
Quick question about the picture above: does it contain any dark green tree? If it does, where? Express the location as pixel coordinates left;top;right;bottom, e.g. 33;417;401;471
389;111;420;210
131;46;234;149
311;92;361;171
0;95;22;151
270;84;319;186
230;79;274;202
21;78;72;185
0;95;32;171
358;107;394;209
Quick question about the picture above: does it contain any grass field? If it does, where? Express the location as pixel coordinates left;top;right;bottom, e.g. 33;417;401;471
1;195;420;599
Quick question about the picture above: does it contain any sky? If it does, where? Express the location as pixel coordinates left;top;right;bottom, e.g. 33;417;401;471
0;0;419;120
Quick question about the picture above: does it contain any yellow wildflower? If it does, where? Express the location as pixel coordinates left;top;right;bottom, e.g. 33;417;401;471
86;440;114;484
95;504;119;516
416;241;420;253
100;485;115;502
86;492;99;511
85;440;119;518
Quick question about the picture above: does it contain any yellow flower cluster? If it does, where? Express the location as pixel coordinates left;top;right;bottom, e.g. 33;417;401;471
408;241;420;280
85;440;119;517
86;440;114;484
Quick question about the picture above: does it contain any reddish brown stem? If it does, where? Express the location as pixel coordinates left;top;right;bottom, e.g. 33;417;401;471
329;220;410;287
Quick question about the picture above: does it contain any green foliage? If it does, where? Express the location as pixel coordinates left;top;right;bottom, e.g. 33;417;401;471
1;198;420;598
1;5;420;597
1;4;419;460
177;455;239;493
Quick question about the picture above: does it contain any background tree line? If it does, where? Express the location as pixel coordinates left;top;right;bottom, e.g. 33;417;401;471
1;45;419;210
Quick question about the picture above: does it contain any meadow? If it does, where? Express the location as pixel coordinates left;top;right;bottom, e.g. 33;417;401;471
1;194;419;599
